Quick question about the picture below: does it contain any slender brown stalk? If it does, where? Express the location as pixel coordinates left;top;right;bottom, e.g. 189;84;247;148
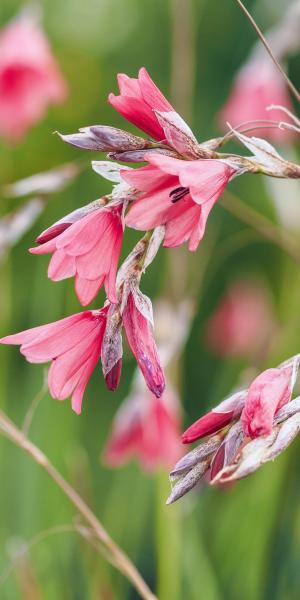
221;191;300;265
234;0;300;103
0;410;157;600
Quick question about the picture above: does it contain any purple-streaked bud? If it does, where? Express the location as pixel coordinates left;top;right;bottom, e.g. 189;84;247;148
122;287;165;398
166;458;210;505
105;358;122;392
101;304;123;391
170;433;223;479
210;422;244;480
59;126;150;153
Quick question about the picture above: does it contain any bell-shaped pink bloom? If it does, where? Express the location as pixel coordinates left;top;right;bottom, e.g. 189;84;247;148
103;384;182;471
0;14;67;142
0;308;108;414
123;153;236;251
242;365;295;439
108;67;174;141
219;59;294;143
182;391;246;444
122;290;165;398
206;280;275;358
30;204;123;305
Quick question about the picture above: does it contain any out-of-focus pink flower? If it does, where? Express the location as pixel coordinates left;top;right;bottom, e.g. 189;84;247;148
108;67;173;141
103;383;182;471
219;59;294;143
0;14;67;142
123;153;236;251
30;202;123;305
242;365;294;439
182;391;246;444
0;309;108;414
123;289;165;398
206;280;275;358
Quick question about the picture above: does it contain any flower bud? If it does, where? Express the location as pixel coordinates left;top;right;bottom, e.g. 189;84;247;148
105;358;122;392
59;126;150;152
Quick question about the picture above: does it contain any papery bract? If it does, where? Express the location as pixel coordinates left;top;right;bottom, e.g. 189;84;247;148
0;309;108;414
103;384;182;471
123;153;236;251
0;14;67;142
101;303;123;392
30;203;123;305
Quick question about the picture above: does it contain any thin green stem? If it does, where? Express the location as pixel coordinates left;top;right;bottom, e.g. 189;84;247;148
155;470;181;600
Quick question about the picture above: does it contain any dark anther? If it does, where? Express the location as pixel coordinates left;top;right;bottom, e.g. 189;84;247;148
169;186;189;203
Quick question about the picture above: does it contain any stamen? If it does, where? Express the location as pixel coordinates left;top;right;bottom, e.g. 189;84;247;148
169;186;189;203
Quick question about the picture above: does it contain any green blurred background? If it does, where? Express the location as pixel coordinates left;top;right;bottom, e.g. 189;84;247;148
1;0;300;598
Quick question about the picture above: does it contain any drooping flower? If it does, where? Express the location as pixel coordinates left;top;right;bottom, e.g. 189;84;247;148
123;153;236;251
206;280;275;358
0;308;108;414
122;283;165;398
0;13;67;142
108;67;174;141
219;58;294;143
103;380;182;471
30;200;123;305
241;364;295;439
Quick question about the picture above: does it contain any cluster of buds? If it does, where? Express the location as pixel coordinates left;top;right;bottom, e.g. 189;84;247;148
167;355;300;504
1;67;300;416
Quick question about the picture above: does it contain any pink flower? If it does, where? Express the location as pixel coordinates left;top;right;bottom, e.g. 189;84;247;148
182;391;246;444
123;153;236;251
108;67;174;141
0;14;67;142
103;384;182;471
0;308;108;414
219;59;294;143
242;365;294;439
30;203;123;305
206;280;275;358
122;288;165;398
